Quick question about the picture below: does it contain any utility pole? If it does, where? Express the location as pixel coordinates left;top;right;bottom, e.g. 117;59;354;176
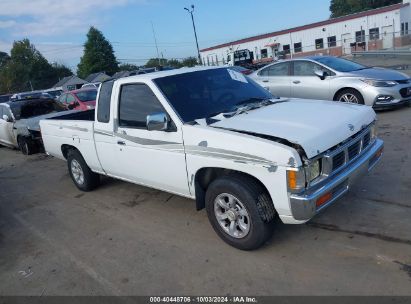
151;21;161;66
184;5;202;65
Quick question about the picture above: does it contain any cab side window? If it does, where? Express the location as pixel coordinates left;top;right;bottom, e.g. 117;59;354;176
118;84;166;129
97;80;114;123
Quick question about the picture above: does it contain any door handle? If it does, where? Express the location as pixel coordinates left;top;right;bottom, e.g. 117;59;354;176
262;80;269;83
293;80;301;84
117;140;126;146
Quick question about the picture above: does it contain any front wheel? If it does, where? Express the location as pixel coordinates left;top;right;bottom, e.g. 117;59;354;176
335;89;364;105
205;175;276;250
67;149;100;191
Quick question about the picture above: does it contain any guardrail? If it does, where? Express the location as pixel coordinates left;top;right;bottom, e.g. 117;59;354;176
352;50;411;56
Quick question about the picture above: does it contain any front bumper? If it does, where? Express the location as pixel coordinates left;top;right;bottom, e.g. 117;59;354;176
373;98;410;109
361;84;411;108
289;139;384;221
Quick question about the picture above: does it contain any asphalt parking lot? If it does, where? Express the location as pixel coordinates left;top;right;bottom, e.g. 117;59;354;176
0;105;411;296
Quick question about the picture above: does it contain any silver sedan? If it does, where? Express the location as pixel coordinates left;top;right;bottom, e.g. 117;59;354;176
250;56;411;109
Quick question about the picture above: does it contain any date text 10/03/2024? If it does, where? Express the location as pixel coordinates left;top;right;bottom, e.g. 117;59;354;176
149;297;258;303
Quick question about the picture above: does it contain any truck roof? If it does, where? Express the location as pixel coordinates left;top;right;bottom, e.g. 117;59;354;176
113;66;226;83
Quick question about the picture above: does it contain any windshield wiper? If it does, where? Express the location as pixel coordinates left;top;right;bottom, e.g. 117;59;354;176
206;97;281;121
235;97;277;107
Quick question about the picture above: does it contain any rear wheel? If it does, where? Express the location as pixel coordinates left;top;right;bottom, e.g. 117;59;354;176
205;175;275;250
335;89;364;105
18;137;35;155
67;149;100;191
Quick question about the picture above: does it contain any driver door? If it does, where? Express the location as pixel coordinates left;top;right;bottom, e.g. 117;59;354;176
112;83;190;196
0;106;16;146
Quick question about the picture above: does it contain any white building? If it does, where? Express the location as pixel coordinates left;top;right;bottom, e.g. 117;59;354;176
200;1;411;66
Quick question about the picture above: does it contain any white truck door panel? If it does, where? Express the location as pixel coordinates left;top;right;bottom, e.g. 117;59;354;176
114;128;187;195
110;82;189;196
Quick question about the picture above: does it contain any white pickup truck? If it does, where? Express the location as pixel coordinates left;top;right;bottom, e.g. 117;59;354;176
40;67;384;250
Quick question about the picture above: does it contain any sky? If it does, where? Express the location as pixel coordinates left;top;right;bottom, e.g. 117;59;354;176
0;0;331;71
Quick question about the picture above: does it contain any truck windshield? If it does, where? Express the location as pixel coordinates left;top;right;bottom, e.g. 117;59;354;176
154;68;274;122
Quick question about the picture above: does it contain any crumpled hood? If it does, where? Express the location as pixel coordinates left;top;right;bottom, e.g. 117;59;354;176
346;67;410;80
210;99;376;159
15;110;78;132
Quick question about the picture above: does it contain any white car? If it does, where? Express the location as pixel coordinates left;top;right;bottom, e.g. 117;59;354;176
40;67;384;250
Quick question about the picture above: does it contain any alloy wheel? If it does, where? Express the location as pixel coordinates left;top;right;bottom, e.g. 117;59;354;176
214;193;251;239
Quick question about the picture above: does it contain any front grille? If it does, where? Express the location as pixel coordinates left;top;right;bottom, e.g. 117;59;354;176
332;151;345;171
348;141;361;160
363;132;371;148
326;127;373;176
400;87;411;98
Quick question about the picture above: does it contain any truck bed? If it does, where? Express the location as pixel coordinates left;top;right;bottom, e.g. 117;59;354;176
39;111;103;173
46;109;95;121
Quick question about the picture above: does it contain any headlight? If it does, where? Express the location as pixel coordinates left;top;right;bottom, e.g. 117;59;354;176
306;160;321;182
361;79;397;87
287;168;306;193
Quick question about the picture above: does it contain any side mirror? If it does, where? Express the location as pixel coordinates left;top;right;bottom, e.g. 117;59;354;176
2;114;11;122
146;112;169;131
314;70;327;80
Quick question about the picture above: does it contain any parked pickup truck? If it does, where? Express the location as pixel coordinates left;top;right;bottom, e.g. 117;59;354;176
40;67;384;250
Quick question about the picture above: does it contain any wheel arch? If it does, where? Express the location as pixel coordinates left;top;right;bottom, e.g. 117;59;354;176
193;167;273;212
333;87;363;101
61;144;79;159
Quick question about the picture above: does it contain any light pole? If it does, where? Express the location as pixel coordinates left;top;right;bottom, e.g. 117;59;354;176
184;5;202;65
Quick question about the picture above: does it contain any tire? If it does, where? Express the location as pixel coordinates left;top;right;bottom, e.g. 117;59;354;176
67;149;100;191
335;89;364;105
205;175;276;250
18;137;35;155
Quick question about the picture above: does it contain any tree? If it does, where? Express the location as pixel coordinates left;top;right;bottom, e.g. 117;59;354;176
330;0;401;18
181;57;198;67
52;63;73;80
144;57;197;69
118;63;139;71
77;26;119;78
167;59;183;68
145;58;168;68
0;51;10;69
0;39;59;93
